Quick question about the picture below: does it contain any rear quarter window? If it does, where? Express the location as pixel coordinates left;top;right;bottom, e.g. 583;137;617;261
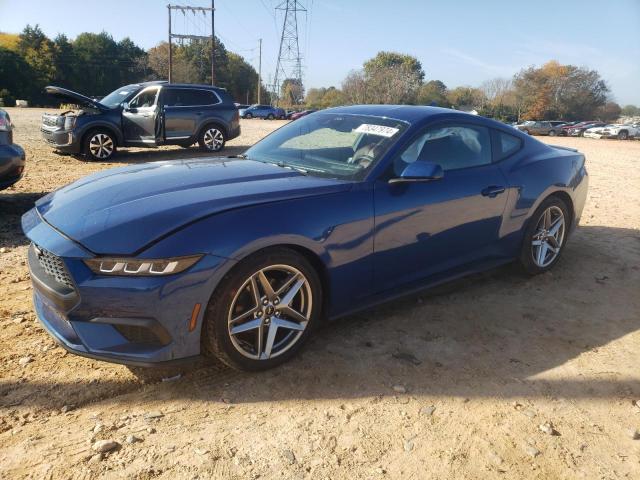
496;130;523;160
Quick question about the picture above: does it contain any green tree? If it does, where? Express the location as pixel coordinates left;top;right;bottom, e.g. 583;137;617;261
417;80;448;106
362;51;424;104
0;46;33;104
621;105;640;116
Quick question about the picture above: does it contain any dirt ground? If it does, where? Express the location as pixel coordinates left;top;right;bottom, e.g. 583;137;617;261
1;107;639;480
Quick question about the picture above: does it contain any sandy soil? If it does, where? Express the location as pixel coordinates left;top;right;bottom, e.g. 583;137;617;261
1;108;639;479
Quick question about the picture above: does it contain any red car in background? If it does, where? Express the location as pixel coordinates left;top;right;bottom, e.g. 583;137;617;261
290;109;317;121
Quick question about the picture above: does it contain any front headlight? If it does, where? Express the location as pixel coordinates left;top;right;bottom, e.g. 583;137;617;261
64;115;76;130
84;255;202;276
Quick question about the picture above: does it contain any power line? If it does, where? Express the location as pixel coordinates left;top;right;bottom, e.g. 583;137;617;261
273;0;306;106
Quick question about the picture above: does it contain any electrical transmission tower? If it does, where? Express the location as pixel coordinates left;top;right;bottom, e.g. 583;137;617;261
273;0;306;105
167;2;215;84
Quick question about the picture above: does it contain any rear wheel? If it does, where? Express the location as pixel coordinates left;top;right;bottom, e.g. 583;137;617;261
202;248;322;371
244;113;253;119
198;125;226;152
84;129;116;161
267;113;275;120
548;129;557;136
618;130;629;140
519;196;570;275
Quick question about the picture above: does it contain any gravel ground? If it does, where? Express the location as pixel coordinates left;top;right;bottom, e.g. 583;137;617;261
1;108;639;479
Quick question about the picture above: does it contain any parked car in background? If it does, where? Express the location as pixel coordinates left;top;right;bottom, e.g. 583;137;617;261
515;120;563;136
239;104;285;120
23;105;588;371
567;122;606;137
558;121;580;136
235;103;250;110
290;109;318;121
41;82;240;161
0;109;26;190
584;124;639;140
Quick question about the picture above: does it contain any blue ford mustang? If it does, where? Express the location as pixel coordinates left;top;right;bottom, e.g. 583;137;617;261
22;106;588;371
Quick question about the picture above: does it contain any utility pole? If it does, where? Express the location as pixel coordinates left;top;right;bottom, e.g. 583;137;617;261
211;0;215;85
168;4;172;83
273;0;305;106
167;3;215;84
257;38;262;104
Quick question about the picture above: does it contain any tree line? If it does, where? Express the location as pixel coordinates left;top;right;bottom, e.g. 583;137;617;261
304;52;637;122
0;25;266;107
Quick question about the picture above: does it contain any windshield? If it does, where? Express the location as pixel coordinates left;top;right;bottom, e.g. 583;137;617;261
244;112;408;180
99;86;140;108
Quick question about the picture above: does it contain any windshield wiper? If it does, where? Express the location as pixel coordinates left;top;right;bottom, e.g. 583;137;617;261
229;153;248;159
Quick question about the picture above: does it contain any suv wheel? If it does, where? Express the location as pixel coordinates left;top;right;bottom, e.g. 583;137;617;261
244;113;253;119
202;248;322;371
84;130;116;161
267;113;275;120
548;129;557;136
198;125;226;152
618;130;629;140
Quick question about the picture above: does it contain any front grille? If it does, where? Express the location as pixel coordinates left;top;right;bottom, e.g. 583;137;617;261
33;243;74;290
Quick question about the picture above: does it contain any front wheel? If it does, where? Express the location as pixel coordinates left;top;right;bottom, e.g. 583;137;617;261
202;248;322;371
618;130;629;140
519;196;570;275
267;114;275;120
198;126;226;152
548;130;557;136
84;130;117;161
244;113;253;119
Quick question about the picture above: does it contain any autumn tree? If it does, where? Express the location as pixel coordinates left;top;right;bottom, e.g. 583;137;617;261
341;70;368;104
362;51;424;104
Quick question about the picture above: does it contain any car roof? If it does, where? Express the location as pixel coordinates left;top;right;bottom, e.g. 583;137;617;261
324;105;510;129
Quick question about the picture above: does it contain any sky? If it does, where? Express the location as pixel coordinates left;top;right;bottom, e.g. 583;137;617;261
1;0;639;104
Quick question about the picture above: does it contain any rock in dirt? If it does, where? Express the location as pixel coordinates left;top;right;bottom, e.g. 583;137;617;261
144;411;164;420
282;449;296;464
92;439;119;453
88;453;103;464
392;385;407;394
146;427;156;434
487;450;503;465
403;439;414;452
60;405;74;413
126;434;142;444
525;445;541;457
420;405;436;416
539;421;559;436
18;356;33;366
627;428;640;440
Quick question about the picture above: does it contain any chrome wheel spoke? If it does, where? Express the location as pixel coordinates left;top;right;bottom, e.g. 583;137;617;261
274;316;306;331
279;276;305;307
256;270;276;301
262;322;278;358
280;305;308;324
230;318;262;335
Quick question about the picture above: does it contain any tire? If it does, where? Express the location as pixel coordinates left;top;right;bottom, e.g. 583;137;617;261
267;114;275;120
83;129;117;161
198;125;226;152
548;129;557;136
519;196;570;275
202;247;323;371
244;113;253;119
618;130;629;140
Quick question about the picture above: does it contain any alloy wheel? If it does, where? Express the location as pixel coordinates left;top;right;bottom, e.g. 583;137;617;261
531;205;565;268
203;128;224;151
89;133;114;159
227;265;312;360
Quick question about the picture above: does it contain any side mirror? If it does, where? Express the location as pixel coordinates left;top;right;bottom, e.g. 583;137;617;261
389;162;444;184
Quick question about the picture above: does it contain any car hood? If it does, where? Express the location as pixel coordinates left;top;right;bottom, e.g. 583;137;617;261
44;86;108;111
35;158;351;255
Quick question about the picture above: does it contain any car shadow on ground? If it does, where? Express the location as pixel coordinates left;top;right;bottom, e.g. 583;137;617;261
0;192;48;248
1;224;639;410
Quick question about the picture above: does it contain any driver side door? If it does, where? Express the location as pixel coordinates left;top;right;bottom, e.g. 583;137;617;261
122;87;160;144
373;122;508;292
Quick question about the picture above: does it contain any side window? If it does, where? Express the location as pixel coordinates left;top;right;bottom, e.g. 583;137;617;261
496;130;522;160
396;124;492;173
129;88;159;109
163;89;218;107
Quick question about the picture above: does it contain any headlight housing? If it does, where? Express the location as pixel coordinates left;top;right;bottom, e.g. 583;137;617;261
84;255;202;276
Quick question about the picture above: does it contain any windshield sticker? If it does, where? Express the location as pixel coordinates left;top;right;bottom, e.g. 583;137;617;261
355;124;400;138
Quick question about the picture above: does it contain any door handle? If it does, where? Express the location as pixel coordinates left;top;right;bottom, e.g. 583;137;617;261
481;186;505;198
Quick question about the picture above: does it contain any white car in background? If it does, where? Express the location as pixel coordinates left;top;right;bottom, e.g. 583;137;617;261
584;124;639;140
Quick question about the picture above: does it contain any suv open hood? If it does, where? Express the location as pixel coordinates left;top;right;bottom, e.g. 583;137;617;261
44;86;109;111
35;158;351;255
